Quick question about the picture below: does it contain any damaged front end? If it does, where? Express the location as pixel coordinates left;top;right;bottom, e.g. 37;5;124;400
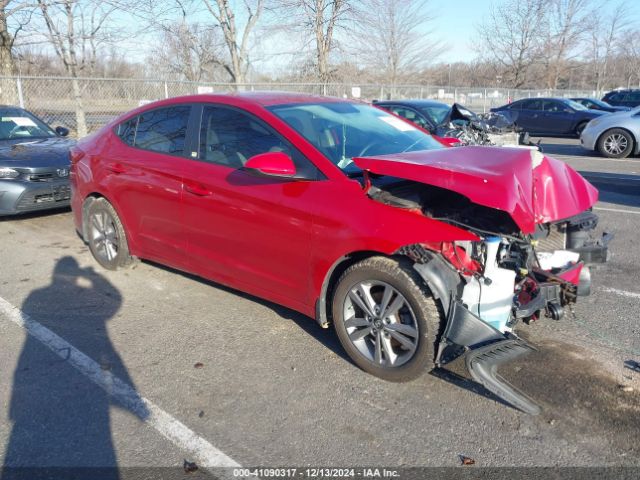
355;147;612;414
399;236;590;415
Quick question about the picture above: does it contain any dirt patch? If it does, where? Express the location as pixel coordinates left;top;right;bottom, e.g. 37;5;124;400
504;337;640;458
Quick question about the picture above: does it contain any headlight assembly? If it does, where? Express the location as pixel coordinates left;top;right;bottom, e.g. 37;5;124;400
0;167;19;179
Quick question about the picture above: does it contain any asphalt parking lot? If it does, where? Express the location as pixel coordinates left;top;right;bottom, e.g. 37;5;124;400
0;137;639;476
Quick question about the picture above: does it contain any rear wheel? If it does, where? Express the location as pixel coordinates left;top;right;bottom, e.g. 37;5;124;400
332;256;442;382
597;128;634;159
87;198;135;270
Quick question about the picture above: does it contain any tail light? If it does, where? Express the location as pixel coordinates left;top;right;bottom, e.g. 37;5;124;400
70;147;85;164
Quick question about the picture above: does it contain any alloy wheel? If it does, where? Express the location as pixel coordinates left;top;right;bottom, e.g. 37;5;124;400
603;133;629;156
342;281;419;367
90;210;120;263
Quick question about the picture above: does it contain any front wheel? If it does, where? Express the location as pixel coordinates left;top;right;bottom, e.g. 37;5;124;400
331;256;443;382
597;128;634;159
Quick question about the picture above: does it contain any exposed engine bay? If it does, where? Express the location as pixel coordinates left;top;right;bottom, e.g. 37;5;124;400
367;175;612;414
435;103;540;150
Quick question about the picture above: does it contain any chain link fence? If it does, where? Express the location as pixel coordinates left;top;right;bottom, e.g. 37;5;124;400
0;76;602;137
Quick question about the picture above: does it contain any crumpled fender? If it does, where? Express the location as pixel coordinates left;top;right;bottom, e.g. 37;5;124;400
354;147;599;234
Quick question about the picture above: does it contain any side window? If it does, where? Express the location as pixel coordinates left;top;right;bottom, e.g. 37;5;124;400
543;100;565;112
117;117;137;146
199;106;319;178
521;99;542;110
608;93;623;102
629;92;640;102
390;106;429;129
506;101;522;110
134;106;190;156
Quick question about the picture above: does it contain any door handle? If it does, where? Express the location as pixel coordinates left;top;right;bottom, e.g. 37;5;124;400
106;163;126;174
184;182;212;196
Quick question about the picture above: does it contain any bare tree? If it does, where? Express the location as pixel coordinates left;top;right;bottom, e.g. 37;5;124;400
475;0;547;88
151;21;227;82
291;0;350;91
200;0;264;85
0;1;38;104
540;0;591;89
36;0;124;136
354;0;445;91
620;29;640;88
585;2;629;92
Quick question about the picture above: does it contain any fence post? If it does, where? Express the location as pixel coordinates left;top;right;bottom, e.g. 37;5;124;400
164;81;169;99
454;88;457;103
484;88;487;113
16;77;24;108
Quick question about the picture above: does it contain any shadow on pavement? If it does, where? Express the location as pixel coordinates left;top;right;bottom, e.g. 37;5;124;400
538;140;585;156
0;207;71;223
149;261;353;365
1;257;147;479
577;172;640;208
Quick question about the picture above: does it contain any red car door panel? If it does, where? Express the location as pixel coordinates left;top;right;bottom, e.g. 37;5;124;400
182;105;321;310
97;105;191;269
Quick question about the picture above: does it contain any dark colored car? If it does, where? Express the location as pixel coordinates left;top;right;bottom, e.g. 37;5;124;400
491;97;607;137
0;106;73;216
374;99;451;131
71;93;609;414
602;89;640;109
570;97;630;112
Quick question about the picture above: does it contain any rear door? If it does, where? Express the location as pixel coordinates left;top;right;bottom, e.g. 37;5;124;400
106;105;194;268
516;99;544;132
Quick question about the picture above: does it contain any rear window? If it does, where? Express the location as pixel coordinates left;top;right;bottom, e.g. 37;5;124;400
117;117;137;146
116;106;191;156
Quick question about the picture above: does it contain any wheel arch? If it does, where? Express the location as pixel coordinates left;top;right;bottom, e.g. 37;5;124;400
596;127;637;155
315;250;383;328
80;192;138;255
315;247;460;328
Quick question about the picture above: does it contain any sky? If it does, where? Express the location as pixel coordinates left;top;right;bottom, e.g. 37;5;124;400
429;0;486;63
23;0;637;76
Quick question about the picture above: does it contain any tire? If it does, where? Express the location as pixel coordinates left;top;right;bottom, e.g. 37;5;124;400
597;128;634;159
86;197;135;270
331;256;443;382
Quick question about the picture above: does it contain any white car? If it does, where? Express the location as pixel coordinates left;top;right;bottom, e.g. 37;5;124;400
581;107;640;158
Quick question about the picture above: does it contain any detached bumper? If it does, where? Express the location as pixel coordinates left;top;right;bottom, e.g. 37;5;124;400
0;179;71;216
437;301;542;415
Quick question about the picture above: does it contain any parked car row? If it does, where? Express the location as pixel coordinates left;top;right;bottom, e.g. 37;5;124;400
0;92;616;415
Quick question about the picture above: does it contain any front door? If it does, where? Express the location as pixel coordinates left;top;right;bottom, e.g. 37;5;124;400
181;104;324;311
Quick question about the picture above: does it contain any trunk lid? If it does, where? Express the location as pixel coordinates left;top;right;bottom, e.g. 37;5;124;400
354;146;598;233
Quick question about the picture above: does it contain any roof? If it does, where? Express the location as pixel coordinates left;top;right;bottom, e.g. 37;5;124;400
181;91;351;107
374;99;449;108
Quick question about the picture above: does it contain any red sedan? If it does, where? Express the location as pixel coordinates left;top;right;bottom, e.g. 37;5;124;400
70;93;610;414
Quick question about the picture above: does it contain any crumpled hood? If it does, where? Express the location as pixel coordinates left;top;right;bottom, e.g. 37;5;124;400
0;137;75;168
354;146;599;234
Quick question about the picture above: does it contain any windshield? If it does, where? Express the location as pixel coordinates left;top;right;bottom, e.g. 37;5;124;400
565;99;589;111
417;104;451;125
268;102;443;173
0;109;56;140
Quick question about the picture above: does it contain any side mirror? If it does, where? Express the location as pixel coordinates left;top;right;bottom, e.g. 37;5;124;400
244;152;296;178
55;126;70;137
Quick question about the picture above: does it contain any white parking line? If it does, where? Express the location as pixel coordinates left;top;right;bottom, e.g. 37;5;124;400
601;287;640;300
0;296;240;470
594;207;640;215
